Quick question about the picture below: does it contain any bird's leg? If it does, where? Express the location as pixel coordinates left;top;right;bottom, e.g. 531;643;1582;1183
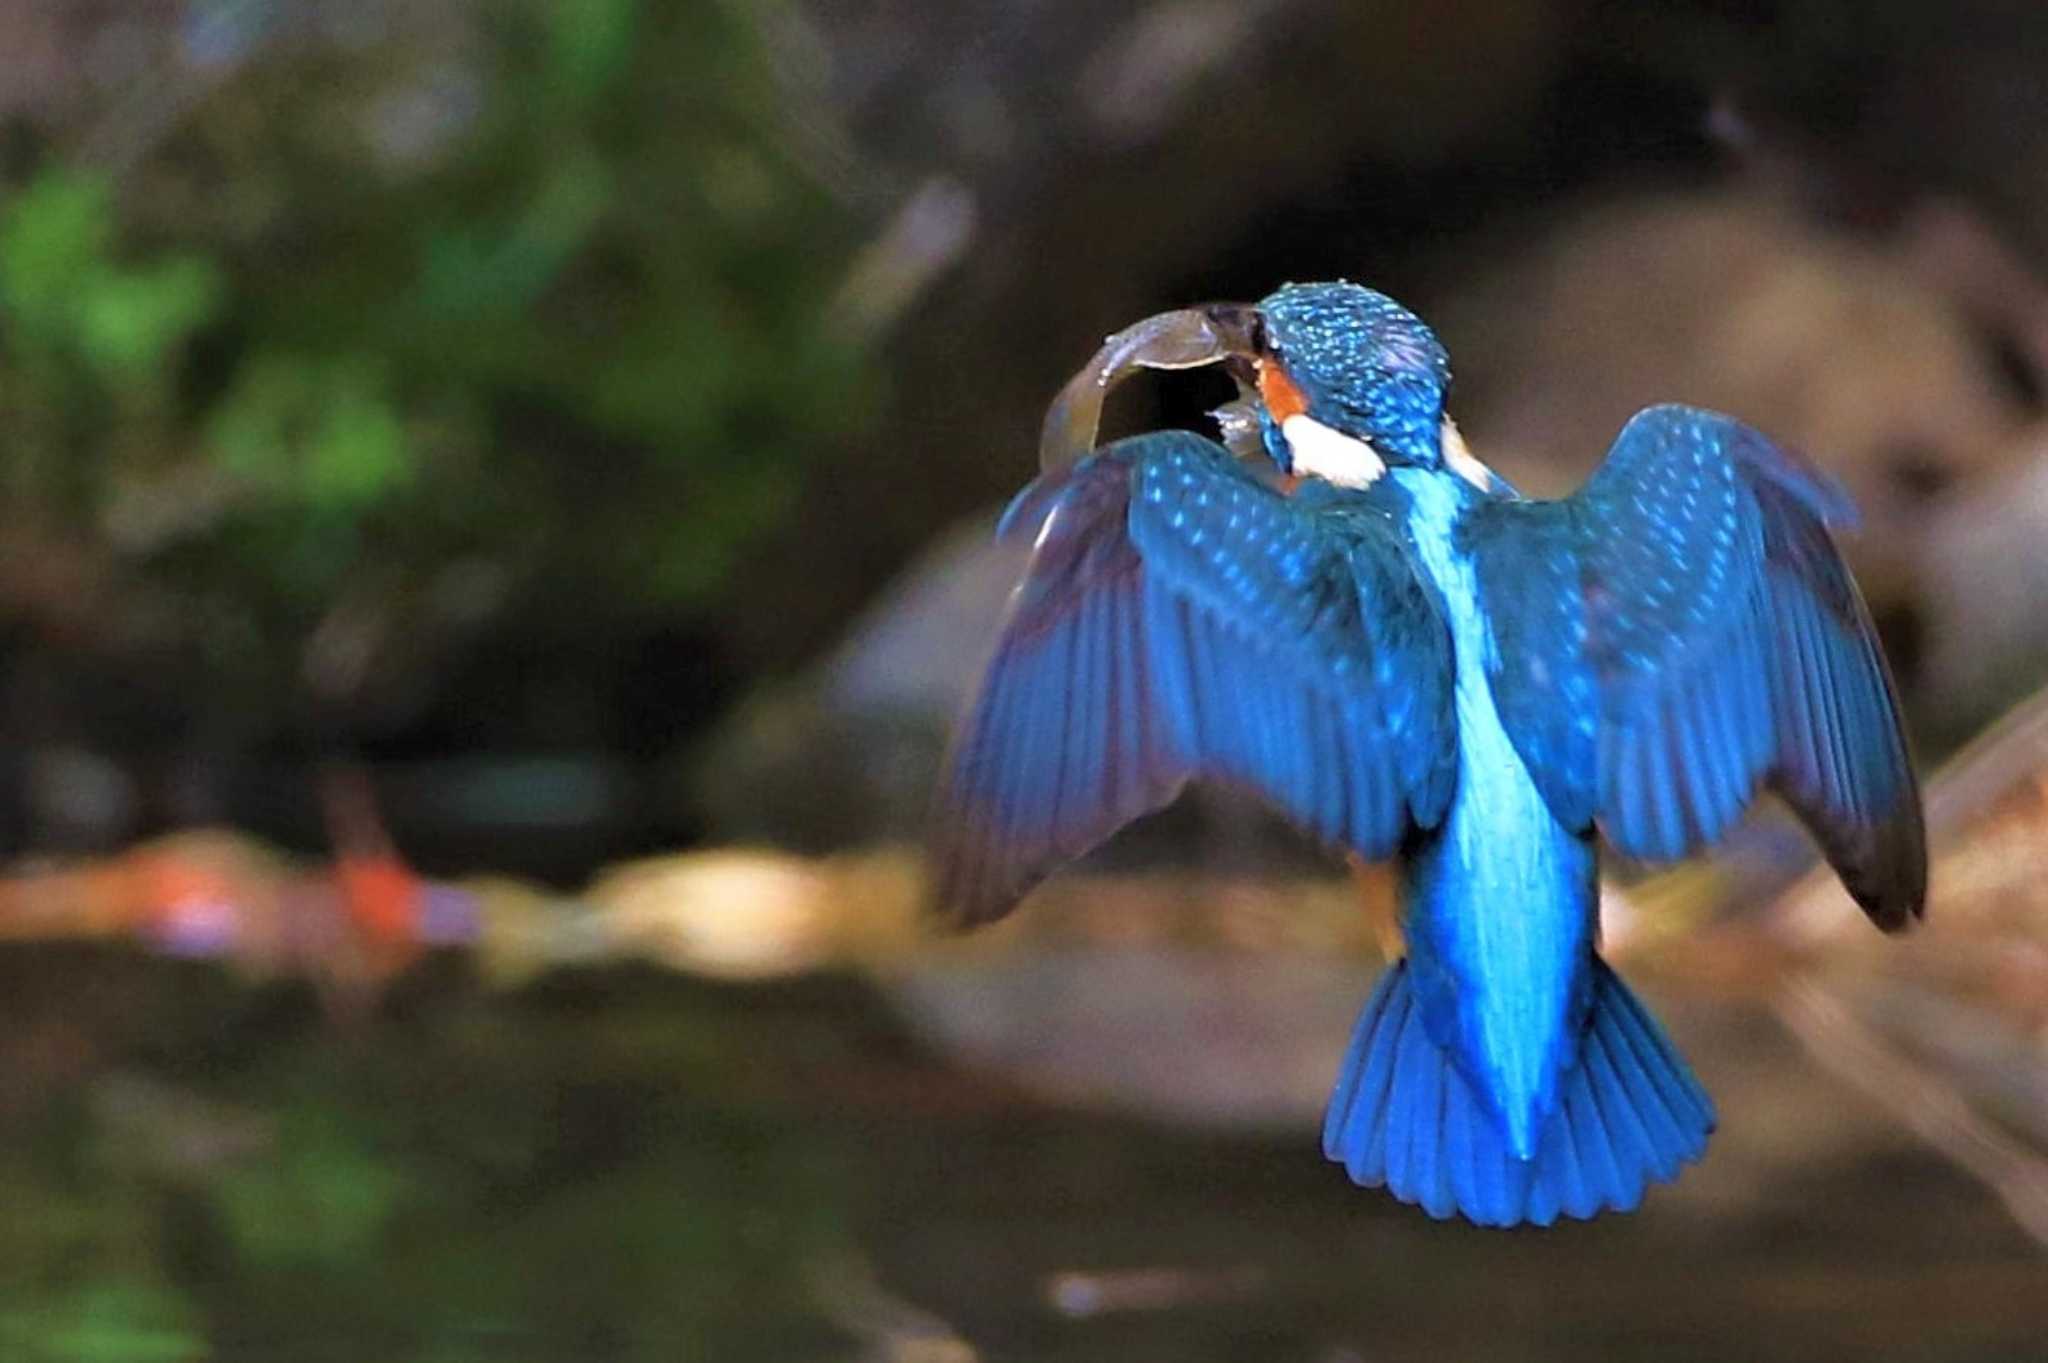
1348;853;1406;960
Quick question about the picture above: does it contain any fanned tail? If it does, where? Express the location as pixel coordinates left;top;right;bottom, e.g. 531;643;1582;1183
1322;958;1715;1226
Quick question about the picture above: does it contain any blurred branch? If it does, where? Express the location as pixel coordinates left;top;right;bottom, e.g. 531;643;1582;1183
1897;199;2048;394
808;1252;978;1363
826;177;977;342
1774;977;2048;1247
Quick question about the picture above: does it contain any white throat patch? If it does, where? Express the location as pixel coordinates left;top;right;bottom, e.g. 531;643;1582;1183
1439;419;1494;492
1279;413;1385;489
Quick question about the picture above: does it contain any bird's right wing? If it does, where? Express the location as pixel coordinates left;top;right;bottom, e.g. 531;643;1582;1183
931;430;1456;925
1468;405;1924;929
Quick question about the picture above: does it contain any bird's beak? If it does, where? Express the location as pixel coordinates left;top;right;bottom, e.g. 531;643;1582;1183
1039;304;1261;471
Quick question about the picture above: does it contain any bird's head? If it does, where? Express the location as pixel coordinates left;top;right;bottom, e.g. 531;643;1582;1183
1247;282;1450;479
1040;280;1478;490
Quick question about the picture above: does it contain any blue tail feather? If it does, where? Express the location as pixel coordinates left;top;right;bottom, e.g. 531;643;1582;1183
1321;966;1396;1157
1324;959;1714;1226
1322;966;1409;1186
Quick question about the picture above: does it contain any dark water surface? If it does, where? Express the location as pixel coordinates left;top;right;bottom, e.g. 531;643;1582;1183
0;944;2040;1362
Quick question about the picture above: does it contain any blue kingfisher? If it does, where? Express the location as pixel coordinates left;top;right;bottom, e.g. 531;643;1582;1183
929;281;1925;1226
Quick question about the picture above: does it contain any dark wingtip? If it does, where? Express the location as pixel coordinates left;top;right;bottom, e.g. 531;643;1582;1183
922;874;1029;935
922;808;1035;933
1839;796;1929;933
922;888;1016;935
1866;842;1929;934
1859;891;1923;934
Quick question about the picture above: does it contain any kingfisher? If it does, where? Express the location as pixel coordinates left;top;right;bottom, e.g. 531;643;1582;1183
926;281;1926;1227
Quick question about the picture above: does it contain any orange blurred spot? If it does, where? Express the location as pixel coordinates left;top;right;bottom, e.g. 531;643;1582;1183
133;851;237;938
1257;360;1309;424
338;854;420;949
320;765;422;956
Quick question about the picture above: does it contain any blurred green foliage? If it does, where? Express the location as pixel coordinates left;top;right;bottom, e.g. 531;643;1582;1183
0;1282;205;1363
0;965;855;1361
0;0;870;707
0;1126;208;1362
0;173;222;385
211;1094;414;1269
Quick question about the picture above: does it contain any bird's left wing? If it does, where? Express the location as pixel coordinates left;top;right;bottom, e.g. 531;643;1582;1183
1467;404;1924;929
932;430;1455;925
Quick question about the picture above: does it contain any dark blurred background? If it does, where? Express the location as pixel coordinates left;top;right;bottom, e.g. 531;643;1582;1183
3;2;2048;1360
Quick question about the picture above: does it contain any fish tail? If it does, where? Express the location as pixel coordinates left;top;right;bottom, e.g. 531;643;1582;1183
1322;958;1715;1226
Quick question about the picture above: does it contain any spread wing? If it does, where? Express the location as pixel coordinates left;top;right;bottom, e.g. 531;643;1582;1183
1469;404;1925;929
931;430;1456;925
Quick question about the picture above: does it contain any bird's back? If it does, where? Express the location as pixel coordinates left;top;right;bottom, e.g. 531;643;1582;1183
1389;468;1598;1157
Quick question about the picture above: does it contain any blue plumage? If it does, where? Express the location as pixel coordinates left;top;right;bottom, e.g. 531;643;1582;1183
1259;284;1451;468
1393;465;1597;1160
930;282;1926;1225
1323;959;1713;1225
933;432;1455;923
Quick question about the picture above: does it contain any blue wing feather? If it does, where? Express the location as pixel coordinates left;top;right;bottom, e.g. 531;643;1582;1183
932;430;1454;924
1469;403;1924;928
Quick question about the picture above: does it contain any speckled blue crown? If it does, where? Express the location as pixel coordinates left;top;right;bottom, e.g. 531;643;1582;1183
1259;282;1450;467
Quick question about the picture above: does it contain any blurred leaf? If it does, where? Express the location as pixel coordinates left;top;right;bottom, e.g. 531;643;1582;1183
0;1281;205;1363
546;0;641;106
307;373;410;508
0;171;223;380
76;257;225;378
417;150;613;322
208;356;411;510
213;1104;413;1269
0;171;116;343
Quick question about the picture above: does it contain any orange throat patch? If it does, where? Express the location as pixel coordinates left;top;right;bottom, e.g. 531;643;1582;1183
1256;360;1310;424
